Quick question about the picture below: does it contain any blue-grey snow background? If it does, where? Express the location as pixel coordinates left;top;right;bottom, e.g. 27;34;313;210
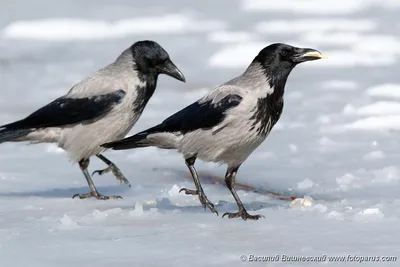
1;0;400;266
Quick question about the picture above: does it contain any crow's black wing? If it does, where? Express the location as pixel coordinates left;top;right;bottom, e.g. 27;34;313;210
152;93;243;134
1;90;126;130
101;93;243;150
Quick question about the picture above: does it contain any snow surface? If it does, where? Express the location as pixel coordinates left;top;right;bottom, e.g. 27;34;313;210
242;0;400;14
254;19;377;34
207;31;256;44
1;0;400;266
367;84;400;99
1;15;226;41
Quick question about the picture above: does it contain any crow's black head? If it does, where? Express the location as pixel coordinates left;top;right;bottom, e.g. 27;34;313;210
130;40;185;82
251;43;325;90
257;43;326;65
254;43;325;71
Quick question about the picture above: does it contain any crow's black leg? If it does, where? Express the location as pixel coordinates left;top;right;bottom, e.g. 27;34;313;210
72;158;122;200
222;166;264;220
179;156;218;215
91;154;130;186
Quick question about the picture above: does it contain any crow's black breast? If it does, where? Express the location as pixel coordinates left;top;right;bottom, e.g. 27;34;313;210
132;74;158;114
250;93;284;136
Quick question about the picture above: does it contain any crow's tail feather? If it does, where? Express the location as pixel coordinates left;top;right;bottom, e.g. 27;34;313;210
102;122;177;150
0;124;32;144
102;131;153;150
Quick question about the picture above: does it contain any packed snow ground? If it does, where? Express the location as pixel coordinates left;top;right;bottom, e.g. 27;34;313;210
1;0;400;266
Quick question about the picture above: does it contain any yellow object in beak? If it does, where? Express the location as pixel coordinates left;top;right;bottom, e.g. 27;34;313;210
302;51;328;59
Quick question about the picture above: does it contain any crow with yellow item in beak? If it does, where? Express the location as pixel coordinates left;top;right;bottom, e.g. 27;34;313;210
103;43;325;220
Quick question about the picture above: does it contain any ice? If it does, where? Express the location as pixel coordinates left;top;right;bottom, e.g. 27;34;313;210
354;208;385;222
297;178;314;189
315;116;331;125
317;136;336;146
363;150;385;161
343;104;357;115
322;80;358;90
209;42;266;68
1;15;226;41
168;184;181;197
254;19;376;34
45;144;65;154
242;0;400;14
336;173;360;191
289;196;314;208
1;0;400;266
326;211;345;220
366;84;400;99
305;50;398;68
58;215;79;230
300;32;363;46
346;115;400;130
371;166;400;183
183;88;210;100
353;35;400;55
129;202;144;217
288;144;298;153
311;204;328;213
211;44;398;69
207;31;255;43
347;101;400;116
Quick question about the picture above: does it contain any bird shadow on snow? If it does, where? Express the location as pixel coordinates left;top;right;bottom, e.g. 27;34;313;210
148;197;281;215
155;167;364;204
0;168;297;215
0;185;129;198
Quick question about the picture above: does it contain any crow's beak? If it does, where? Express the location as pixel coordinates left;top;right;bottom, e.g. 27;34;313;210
293;48;327;63
158;59;186;82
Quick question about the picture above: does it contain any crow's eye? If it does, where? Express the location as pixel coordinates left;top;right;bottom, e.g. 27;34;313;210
279;49;294;61
281;49;291;57
147;58;165;68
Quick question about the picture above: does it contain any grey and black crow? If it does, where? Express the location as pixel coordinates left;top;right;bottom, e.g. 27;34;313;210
0;40;185;200
102;43;324;219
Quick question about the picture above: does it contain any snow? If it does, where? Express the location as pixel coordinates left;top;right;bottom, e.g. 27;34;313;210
345;101;400;116
363;150;386;161
322;80;358;90
366;84;400;99
316;116;331;125
288;144;298;153
305;50;398;68
289;196;314;208
129;203;144;217
209;42;266;68
300;32;364;46
353;35;400;55
254;19;376;34
354;208;385;222
210;42;399;68
346;115;400;130
1;0;400;266
1;15;226;41
59;214;79;230
326;211;345;220
336;174;360;191
46;144;65;154
317;137;336;146
207;31;255;43
242;0;400;14
297;178;314;189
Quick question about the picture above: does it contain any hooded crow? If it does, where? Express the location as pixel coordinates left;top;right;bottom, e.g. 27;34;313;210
102;43;324;219
0;40;185;200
